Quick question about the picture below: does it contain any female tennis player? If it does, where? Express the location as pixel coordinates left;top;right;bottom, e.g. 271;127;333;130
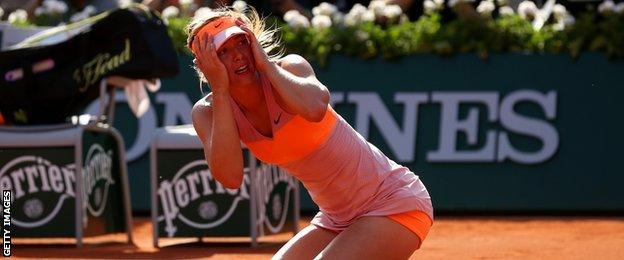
188;7;433;259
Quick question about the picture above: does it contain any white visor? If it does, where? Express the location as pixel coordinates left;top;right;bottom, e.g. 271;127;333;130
213;26;247;50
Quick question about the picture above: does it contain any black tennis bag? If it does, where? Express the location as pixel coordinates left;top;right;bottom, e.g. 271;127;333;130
0;6;179;125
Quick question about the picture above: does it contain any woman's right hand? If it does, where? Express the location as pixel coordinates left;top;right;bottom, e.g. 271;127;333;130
193;35;230;94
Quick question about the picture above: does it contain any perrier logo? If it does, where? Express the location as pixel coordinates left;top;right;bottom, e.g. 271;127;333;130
82;144;115;219
0;156;76;228
252;164;297;235
73;38;131;90
157;160;251;237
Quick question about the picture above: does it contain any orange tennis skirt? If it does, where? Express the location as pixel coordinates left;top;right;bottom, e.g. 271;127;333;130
387;210;433;248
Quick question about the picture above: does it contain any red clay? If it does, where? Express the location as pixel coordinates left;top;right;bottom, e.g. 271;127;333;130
12;216;624;259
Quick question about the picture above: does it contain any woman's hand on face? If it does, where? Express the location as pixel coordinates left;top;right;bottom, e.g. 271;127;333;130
236;20;271;71
193;34;230;94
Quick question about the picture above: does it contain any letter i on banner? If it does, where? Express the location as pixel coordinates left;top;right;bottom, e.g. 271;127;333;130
2;190;11;257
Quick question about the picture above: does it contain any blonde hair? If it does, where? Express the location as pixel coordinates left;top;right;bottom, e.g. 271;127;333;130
187;6;283;89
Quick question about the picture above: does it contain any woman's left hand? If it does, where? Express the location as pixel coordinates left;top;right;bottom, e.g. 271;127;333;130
236;20;272;71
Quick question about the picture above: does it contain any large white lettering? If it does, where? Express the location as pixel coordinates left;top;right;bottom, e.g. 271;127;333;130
86;89;558;165
497;90;558;164
329;92;345;107
348;93;428;161
335;90;558;164
156;93;193;126
427;92;499;162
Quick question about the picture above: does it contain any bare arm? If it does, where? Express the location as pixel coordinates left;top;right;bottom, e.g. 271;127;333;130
237;23;330;122
191;96;244;189
190;34;244;189
261;54;330;122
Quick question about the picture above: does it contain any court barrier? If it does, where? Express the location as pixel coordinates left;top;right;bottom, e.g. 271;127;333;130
151;125;300;247
0;122;133;246
0;5;179;246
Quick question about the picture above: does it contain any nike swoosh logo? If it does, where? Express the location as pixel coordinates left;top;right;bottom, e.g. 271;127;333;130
273;112;282;125
214;21;223;28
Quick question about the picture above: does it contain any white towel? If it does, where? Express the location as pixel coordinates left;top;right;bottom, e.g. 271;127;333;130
125;79;161;117
108;76;161;118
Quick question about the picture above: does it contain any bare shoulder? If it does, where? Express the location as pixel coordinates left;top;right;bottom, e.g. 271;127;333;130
192;94;213;123
193;93;213;110
191;94;214;143
277;54;316;78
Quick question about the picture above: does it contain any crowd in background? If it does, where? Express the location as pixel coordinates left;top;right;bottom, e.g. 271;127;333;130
2;0;623;27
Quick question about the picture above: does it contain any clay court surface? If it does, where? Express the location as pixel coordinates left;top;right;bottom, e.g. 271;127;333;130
12;215;624;259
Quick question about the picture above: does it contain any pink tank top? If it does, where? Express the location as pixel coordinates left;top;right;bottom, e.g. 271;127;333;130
228;74;433;230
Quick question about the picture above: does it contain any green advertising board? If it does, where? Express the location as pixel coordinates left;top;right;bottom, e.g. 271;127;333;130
96;53;624;213
81;129;128;236
0;125;132;244
154;149;254;238
151;126;299;246
316;54;624;212
251;162;298;238
0;147;76;237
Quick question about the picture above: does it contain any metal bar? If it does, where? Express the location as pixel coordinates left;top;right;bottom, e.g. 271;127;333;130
248;149;258;247
105;126;134;245
150;136;159;248
74;127;84;247
294;178;300;233
97;79;107;122
106;88;116;125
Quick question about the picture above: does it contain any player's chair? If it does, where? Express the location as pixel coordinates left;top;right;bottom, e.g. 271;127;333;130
0;6;178;246
151;125;300;247
0;79;133;246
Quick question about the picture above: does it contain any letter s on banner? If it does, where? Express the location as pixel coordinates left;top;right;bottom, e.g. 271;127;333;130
497;90;558;164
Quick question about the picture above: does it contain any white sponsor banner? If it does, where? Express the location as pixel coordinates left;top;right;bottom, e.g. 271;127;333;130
94;90;558;165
